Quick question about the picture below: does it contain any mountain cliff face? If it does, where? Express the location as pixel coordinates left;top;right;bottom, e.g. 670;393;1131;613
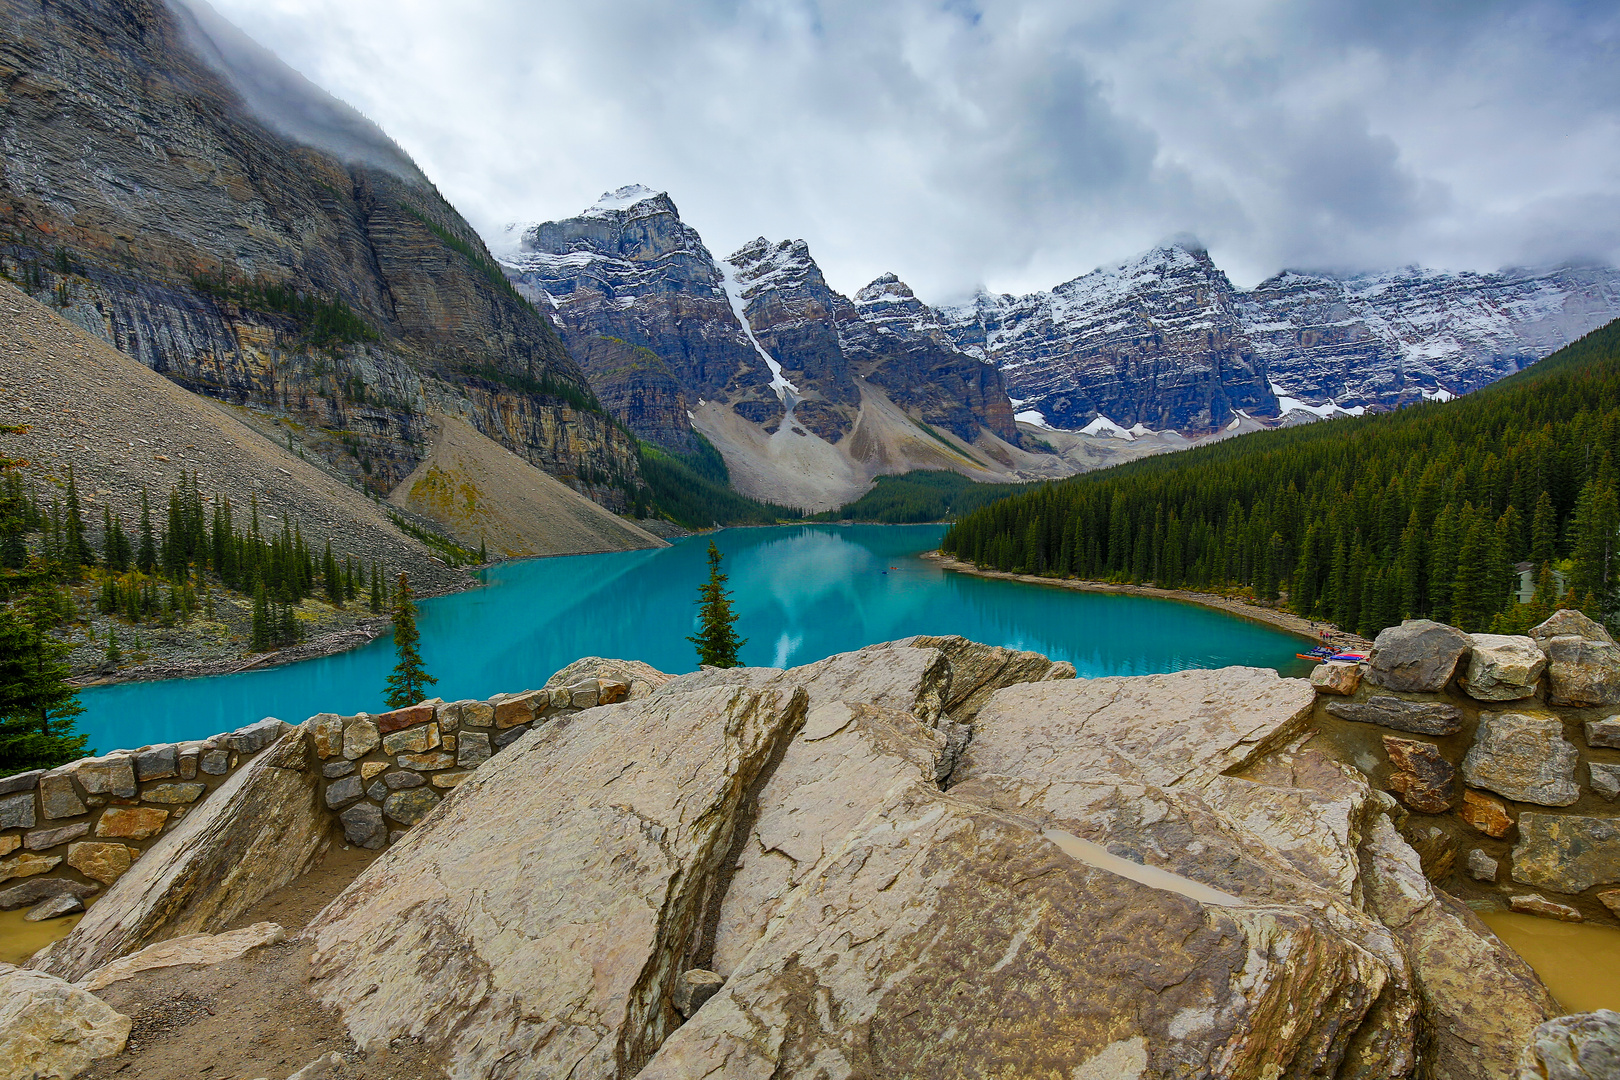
940;245;1276;434
940;244;1620;434
1238;264;1620;408
0;0;642;512
500;188;1049;509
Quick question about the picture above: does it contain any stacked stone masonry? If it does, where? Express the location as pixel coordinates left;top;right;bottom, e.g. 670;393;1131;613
0;674;637;923
1312;611;1620;925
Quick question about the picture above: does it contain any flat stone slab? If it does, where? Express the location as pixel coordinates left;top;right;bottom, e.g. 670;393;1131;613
1325;696;1464;736
957;667;1316;790
1512;813;1620;893
77;921;287;991
1462;712;1580;807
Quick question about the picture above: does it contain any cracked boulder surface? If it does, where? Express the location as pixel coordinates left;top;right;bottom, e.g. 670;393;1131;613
301;647;1558;1080
305;683;808;1080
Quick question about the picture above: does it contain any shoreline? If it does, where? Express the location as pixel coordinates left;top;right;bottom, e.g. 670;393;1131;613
67;621;395;689
922;551;1375;654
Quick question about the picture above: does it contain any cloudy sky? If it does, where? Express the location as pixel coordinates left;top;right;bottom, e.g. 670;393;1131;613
205;0;1620;301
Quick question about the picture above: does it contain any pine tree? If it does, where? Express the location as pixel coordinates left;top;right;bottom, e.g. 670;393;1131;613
688;541;746;667
61;463;94;576
136;488;157;573
0;571;90;771
384;573;435;708
323;541;342;606
251;579;271;650
479;537;487;565
369;561;383;613
104;625;121;666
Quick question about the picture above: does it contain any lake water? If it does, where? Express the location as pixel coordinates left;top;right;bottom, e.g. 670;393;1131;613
75;523;1313;754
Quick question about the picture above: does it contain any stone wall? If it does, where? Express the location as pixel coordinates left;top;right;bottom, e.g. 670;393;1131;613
0;664;657;923
1308;610;1620;924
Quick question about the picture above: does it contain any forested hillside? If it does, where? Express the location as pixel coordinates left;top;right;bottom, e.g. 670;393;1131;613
942;320;1620;637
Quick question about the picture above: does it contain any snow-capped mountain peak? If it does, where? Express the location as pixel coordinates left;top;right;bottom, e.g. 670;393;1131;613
583;183;666;217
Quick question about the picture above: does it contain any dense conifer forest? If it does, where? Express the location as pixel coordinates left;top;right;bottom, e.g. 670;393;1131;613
942;320;1620;638
815;470;1034;523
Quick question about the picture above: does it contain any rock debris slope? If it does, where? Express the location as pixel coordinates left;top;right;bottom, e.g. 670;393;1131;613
296;639;1557;1080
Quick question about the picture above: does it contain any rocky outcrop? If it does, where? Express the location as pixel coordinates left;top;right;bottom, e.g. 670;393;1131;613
30;725;333;982
1462;713;1581;807
77;922;288;992
0;962;130;1079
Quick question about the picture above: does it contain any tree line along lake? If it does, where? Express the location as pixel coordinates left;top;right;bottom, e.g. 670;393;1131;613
73;524;1314;753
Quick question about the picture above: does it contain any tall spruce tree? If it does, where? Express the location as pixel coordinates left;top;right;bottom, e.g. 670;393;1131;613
136;488;157;573
0;570;89;770
688;541;746;667
384;573;435;708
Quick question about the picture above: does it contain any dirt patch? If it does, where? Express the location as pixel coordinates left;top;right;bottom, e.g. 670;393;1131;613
925;551;1374;653
80;939;444;1080
78;844;433;1080
226;843;382;934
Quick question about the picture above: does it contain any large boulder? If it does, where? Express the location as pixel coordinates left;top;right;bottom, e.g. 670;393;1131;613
544;656;674;701
1518;1010;1620;1080
30;723;333;982
307;682;809;1080
1462;712;1581;807
1465;634;1547;701
1532;610;1620;707
1366;620;1473;692
0;962;130;1078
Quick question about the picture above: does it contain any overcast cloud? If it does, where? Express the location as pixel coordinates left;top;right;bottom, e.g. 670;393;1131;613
203;0;1620;300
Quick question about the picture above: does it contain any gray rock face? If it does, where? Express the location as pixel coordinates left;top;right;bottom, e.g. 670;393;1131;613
0;0;644;514
1367;620;1473;692
30;725;333;982
940;250;1620;434
24;893;84;921
1512;813;1620;893
455;731;491;769
1466;634;1547;701
0;793;34;830
1327;695;1466;735
1518;1010;1620;1080
1463;713;1581;807
339;803;385;849
0;770;43;796
671;970;723;1019
1469;849;1501;881
308;683;810;1080
37;771;86;820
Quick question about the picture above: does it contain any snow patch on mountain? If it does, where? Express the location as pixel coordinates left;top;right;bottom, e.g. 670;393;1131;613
720;261;799;407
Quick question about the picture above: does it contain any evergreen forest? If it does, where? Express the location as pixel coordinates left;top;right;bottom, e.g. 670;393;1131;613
942;320;1620;638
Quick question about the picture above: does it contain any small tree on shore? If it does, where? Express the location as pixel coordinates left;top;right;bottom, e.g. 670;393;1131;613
384;572;436;708
688;541;746;668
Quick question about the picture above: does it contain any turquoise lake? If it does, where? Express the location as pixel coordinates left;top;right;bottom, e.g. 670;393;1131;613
75;523;1314;753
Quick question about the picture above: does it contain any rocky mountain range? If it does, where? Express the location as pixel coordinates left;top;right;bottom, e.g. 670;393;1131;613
499;186;1062;510
0;0;645;522
941;243;1620;435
